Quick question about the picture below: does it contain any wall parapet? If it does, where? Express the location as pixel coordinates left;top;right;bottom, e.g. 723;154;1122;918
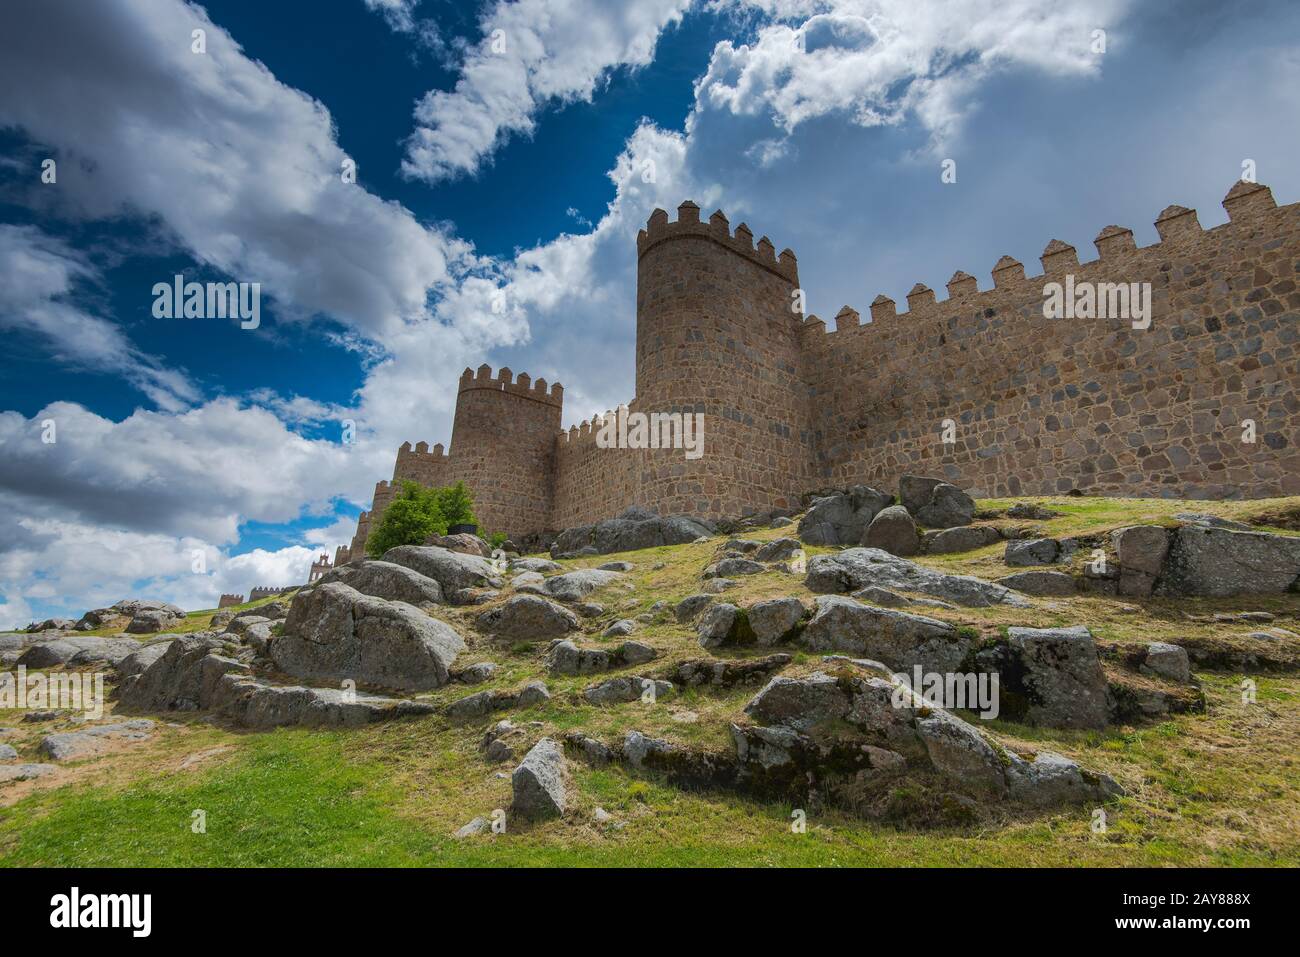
637;200;800;284
457;363;563;406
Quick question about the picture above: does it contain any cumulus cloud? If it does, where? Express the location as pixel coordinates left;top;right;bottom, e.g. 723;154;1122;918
402;0;693;181
0;225;200;411
0;510;323;629
0;0;474;341
703;0;1127;150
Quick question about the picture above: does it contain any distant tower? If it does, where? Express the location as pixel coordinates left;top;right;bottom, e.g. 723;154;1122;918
447;364;563;538
308;553;332;583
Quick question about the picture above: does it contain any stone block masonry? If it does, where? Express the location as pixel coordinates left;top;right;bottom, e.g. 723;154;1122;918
345;180;1299;553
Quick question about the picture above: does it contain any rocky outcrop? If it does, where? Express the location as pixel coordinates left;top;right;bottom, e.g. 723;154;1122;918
996;570;1078;596
908;481;976;529
799;596;973;674
550;506;711;558
545;639;658;675
425;533;492;557
511;738;568;819
1140;642;1191;683
973;626;1110;729
1004;538;1062;566
735;667;1121;809
381;546;503;601
806;548;1030;608
923;525;1002;554
863;505;920;556
582;675;673;705
746;597;807;645
541;569;625;602
797;486;893;546
475;594;578;642
273;582;464;691
1156;525;1300;597
671;654;791;688
674;594;714;623
318;559;445;607
17;635;141;668
38;720;155;761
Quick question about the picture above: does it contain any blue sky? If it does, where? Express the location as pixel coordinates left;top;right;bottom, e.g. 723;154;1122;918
1;0;1298;627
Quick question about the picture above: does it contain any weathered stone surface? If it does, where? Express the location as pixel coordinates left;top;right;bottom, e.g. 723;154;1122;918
542;568;624;602
1174;513;1253;531
1142;642;1191;683
603;619;636;637
515;681;551;708
754;538;802;562
224;615;271;638
446;688;513;722
0;763;58;784
709;557;766;578
0;743;17;760
747;597;806;645
274;582;464;691
923;525;1002;554
210;674;435;729
850;586;912;607
863;505;920;556
425;533;492;557
456;661;498;684
119;633;225;711
996;570;1077;596
598;561;635;572
18;636;140;668
545;639;654;675
696;603;739;649
126;608;185;634
1003;626;1109;729
476;594;578;642
382;545;502;600
800;595;971;674
319;559;445;607
39;719;155;761
797;486;893;546
913;483;977;529
1004;538;1061;566
511;737;568;819
1156;526;1300;597
583;675;672;705
1006;750;1122;807
115;640;174;678
509;557;561;574
673;654;791;687
1110;525;1170;598
744;672;850;732
552;509;711;557
915;710;1005;794
807;548;1029;608
899;476;944;513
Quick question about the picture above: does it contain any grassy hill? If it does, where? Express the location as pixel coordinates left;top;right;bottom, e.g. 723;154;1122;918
2;494;1298;867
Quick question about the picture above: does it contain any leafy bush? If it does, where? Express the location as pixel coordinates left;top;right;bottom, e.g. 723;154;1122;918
365;481;477;558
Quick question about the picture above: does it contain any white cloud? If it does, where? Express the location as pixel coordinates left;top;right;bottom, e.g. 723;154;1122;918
0;0;475;341
0;225;199;411
702;0;1127;151
402;0;693;181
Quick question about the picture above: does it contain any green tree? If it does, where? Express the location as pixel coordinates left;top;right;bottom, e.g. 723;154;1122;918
364;481;476;558
434;481;476;529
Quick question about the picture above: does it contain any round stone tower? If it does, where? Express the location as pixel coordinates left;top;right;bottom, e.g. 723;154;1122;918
633;200;816;518
447;364;563;539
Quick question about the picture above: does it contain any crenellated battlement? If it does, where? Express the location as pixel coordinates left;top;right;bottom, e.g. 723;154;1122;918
344;178;1298;554
457;363;563;406
799;180;1289;344
637;200;800;284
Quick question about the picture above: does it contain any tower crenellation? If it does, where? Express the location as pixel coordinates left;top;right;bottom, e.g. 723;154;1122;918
343;179;1300;557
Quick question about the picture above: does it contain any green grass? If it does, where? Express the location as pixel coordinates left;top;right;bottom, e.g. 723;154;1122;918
3;496;1299;866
